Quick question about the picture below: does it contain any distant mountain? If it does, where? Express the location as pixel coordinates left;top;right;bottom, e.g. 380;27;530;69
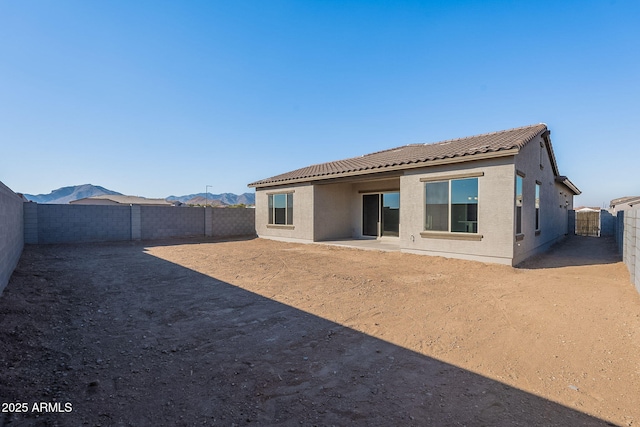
166;192;255;206
23;184;122;204
181;196;226;207
23;185;255;206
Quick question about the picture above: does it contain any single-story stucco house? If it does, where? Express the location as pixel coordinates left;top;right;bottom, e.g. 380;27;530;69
249;123;580;265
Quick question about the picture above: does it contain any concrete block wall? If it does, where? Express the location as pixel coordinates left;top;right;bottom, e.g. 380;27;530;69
600;209;616;236
23;202;38;244
140;206;204;240
0;182;24;293
636;211;640;294
615;211;625;254
567;210;576;235
210;208;256;238
622;209;639;294
131;205;141;240
30;204;132;244
24;204;256;244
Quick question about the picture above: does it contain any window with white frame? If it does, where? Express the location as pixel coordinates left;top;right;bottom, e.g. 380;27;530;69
268;193;293;225
425;177;478;233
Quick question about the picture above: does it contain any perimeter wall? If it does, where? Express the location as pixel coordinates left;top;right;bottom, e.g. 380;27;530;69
619;209;640;294
0;182;24;293
24;204;255;244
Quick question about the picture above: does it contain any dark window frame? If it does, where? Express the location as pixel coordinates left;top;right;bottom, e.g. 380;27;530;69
516;174;524;236
535;182;541;233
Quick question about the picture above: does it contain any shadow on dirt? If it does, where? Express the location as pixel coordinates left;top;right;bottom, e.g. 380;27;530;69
0;242;614;426
141;234;258;246
517;235;621;269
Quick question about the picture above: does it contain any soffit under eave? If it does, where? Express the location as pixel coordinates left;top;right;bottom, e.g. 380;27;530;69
556;177;581;195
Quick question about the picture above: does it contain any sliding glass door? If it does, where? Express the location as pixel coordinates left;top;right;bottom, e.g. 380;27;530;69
362;194;379;236
362;192;399;237
381;192;400;237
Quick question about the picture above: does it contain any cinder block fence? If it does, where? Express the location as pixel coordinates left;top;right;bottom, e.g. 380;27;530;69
613;209;640;294
23;204;255;244
0;182;24;292
620;209;640;294
1;177;255;293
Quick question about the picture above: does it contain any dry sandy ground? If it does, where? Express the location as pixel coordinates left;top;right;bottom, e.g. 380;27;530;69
1;236;639;426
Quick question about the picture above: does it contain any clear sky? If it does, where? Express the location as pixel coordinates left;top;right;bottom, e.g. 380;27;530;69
1;0;638;206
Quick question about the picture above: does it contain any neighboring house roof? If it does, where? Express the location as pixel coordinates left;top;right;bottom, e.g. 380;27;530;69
249;123;580;194
610;196;640;208
70;195;172;205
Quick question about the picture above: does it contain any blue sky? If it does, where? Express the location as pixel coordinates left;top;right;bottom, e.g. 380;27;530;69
1;0;638;206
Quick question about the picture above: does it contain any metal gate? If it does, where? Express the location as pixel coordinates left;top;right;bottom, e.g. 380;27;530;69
576;210;600;237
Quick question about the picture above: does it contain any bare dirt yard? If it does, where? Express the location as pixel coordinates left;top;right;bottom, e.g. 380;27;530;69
1;235;639;426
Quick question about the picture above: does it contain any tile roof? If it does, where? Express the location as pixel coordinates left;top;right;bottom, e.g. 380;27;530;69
610;196;640;207
72;195;172;205
250;123;548;188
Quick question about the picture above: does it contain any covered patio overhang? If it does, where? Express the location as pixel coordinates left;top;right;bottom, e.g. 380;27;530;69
311;173;402;243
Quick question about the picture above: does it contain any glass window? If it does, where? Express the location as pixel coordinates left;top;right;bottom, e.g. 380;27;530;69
451;178;478;233
382;192;400;237
425;181;449;231
286;192;293;225
274;194;286;224
535;183;541;231
268;193;293;225
516;175;523;234
425;178;478;233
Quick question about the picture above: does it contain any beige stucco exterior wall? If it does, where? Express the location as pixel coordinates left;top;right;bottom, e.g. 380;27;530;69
399;157;516;265
312;178;402;241
313;183;353;241
255;177;402;243
255;184;314;243
253;133;575;265
350;178;401;239
512;134;574;265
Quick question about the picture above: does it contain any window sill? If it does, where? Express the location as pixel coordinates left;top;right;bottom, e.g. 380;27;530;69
420;231;483;241
515;234;525;241
267;224;295;230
